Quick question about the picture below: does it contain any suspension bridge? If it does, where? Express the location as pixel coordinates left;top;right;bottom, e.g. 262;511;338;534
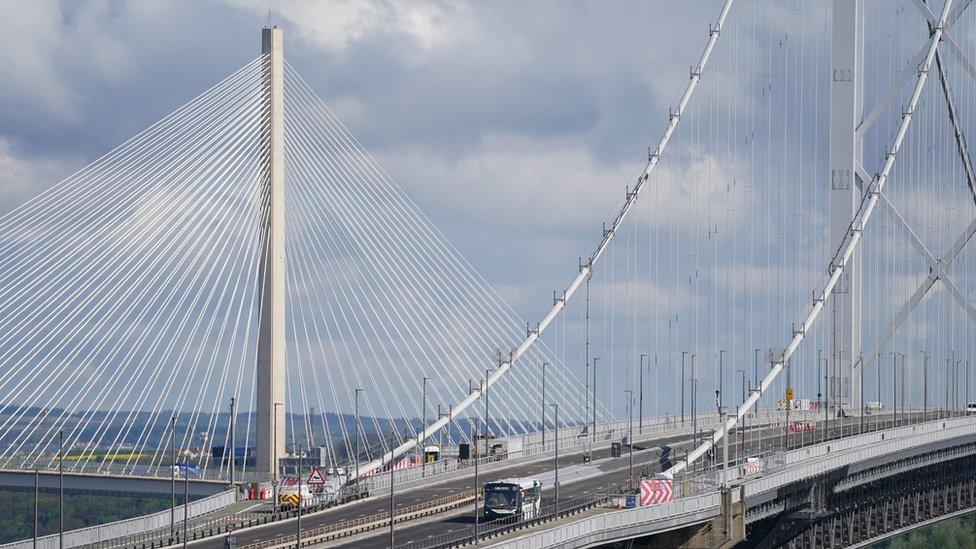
5;0;976;547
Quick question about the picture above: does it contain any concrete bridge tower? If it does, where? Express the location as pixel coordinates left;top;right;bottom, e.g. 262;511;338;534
256;26;287;474
828;0;863;414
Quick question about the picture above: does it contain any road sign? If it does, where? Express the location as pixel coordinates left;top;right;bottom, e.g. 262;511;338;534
639;478;673;505
307;466;326;485
270;478;278;487
225;523;236;533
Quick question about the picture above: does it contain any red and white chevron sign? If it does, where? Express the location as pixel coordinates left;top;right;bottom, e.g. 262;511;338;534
744;457;762;475
639;478;673;505
788;420;817;432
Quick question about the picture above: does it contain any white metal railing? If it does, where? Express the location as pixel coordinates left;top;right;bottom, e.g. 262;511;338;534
0;488;236;549
2;460;271;483
490;415;976;548
364;409;819;492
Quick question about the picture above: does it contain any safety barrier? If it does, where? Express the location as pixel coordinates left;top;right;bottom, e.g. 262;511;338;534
241;489;477;549
0;488;236;549
490;415;976;548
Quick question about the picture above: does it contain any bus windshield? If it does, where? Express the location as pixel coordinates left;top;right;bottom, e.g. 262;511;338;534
484;485;518;509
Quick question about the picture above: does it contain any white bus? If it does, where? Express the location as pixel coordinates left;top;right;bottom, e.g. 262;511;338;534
483;478;542;520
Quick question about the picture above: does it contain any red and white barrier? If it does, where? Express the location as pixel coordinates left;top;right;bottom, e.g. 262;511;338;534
788;420;817;432
639;476;673;505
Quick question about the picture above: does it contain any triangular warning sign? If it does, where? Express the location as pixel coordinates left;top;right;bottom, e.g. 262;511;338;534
307;466;326;485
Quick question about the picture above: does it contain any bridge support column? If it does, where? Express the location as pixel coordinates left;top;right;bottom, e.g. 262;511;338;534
256;26;287;475
829;0;864;415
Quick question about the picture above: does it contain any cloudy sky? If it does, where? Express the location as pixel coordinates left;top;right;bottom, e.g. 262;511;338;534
0;1;728;314
2;0;976;421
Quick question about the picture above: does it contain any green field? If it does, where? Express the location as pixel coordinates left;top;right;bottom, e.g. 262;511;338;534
0;490;171;544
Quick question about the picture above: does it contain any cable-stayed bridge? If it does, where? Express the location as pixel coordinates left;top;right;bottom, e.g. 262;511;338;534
6;1;976;548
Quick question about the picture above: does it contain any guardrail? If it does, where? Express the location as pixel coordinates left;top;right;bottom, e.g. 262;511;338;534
89;485;370;549
0;489;237;549
490;415;976;548
3;460;272;484
364;410;821;494
396;493;609;549
241;489;478;549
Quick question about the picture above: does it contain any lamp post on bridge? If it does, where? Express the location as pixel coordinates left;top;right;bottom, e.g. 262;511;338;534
718;404;729;488
592;358;599;443
541;362;547;447
956;360;962;414
719;349;726;409
387;435;395;549
681;352;688;424
229;397;236;490
420;377;429;479
753;349;761;408
639;354;647;434
297;442;304;548
892;353;897;430
945;353;953;418
272;401;282;514
922;352;929;421
900;354;906;426
170;415;176;543
468;418;480;545
625;389;634;490
58;430;64;549
33;468;38;549
691;354;698;448
182;458;189;549
737;369;745;463
354;388;363;497
485;368;492;439
550;403;559;513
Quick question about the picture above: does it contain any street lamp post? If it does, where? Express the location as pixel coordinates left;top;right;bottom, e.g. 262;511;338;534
681;352;688;423
272;402;282;514
892;353;897;429
551;403;559;513
59;430;63;549
691;354;698;447
823;361;829;443
33;469;38;549
420;377;429;479
900;354;906;426
170;416;176;543
625;389;634;490
754;349;761;401
719;406;729;488
592;358;599;441
354;389;363;496
719;349;726;408
297;442;303;548
485;369;492;439
388;434;395;548
737;369;745;463
639;354;647;433
541;362;547;446
957;360;962;413
923;353;929;420
229;398;236;490
182;460;189;549
469;419;480;545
